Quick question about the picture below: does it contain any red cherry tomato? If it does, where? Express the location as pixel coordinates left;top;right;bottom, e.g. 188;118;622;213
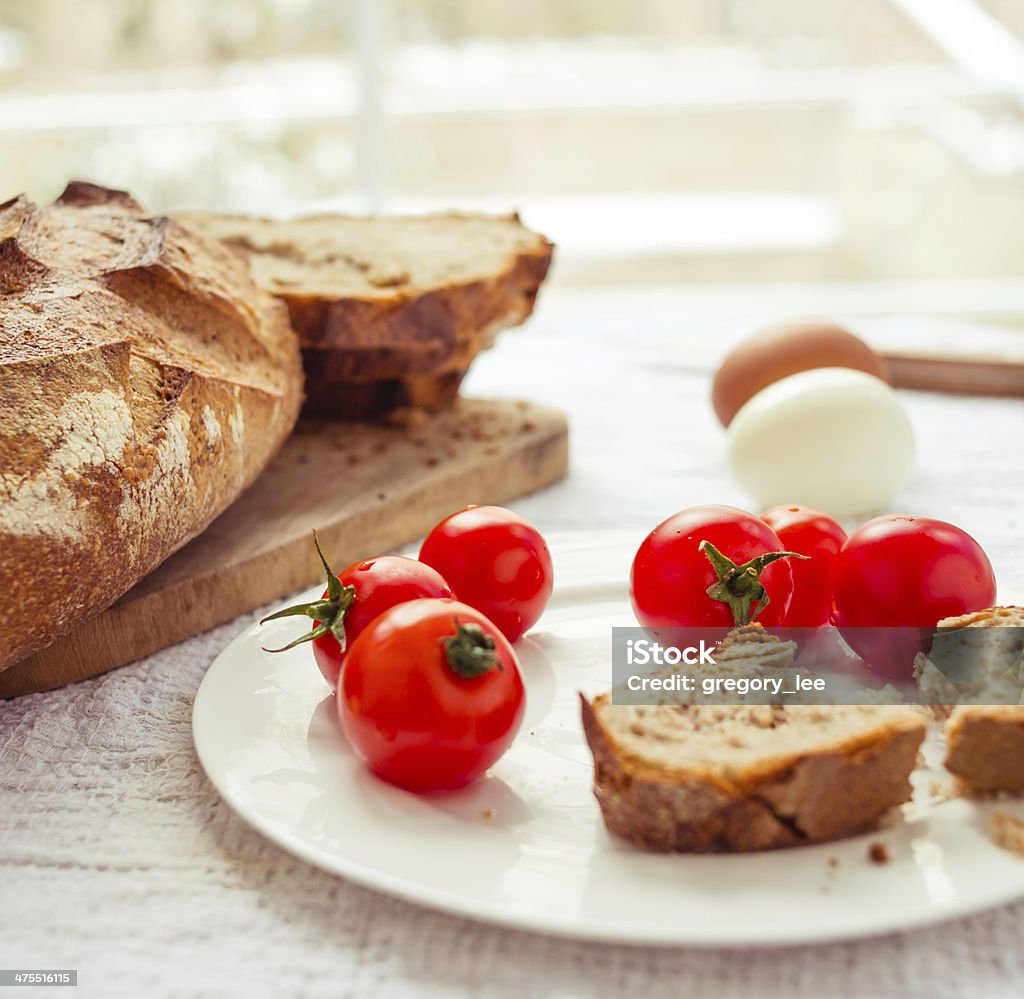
338;599;526;792
262;540;452;688
312;556;452;687
630;504;796;630
760;505;847;628
830;515;997;681
419;506;553;643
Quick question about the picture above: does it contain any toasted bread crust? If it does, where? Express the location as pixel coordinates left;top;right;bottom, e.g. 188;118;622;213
581;694;925;852
0;183;303;670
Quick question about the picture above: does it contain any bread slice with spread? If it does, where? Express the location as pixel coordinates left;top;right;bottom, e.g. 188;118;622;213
581;629;925;852
914;606;1024;792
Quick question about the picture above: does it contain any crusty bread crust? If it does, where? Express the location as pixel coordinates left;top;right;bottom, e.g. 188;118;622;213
581;694;925;852
181;211;553;418
0;183;303;671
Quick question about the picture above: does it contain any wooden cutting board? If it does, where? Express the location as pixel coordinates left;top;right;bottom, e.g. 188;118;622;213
0;398;568;699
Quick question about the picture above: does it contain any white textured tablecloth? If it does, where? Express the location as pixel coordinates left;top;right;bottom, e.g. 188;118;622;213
3;288;1024;998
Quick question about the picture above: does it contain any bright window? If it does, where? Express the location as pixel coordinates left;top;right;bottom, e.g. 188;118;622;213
1;0;1022;301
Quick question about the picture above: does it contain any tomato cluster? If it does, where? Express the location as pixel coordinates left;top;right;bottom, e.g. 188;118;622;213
262;496;998;793
262;506;552;793
630;504;996;681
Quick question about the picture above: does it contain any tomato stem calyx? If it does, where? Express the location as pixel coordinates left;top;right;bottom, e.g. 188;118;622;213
698;540;808;627
260;530;356;653
442;621;503;679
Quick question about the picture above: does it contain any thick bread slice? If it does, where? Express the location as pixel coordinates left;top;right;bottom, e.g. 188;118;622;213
915;606;1024;719
298;352;471;418
581;696;925;852
924;606;1024;792
180;211;553;417
0;182;303;671
946;706;1024;793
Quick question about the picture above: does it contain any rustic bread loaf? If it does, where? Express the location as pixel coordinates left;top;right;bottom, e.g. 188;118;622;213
0;182;303;671
582;640;925;851
180;211;553;417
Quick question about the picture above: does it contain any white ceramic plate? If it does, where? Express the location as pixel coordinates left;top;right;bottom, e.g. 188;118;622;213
193;531;1024;947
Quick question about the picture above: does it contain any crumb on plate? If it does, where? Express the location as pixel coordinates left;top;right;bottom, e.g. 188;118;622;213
868;841;890;865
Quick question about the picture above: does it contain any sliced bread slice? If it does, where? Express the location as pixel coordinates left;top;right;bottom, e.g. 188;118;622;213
920;606;1024;793
179;211;553;418
915;605;1024;719
946;705;1024;793
581;685;925;852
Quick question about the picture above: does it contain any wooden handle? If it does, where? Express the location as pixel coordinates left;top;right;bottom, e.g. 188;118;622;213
881;352;1024;398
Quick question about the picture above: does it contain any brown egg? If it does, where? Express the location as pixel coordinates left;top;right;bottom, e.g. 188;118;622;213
711;320;891;427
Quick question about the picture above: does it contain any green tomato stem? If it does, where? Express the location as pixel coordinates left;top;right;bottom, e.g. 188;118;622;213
260;530;355;653
699;540;808;627
442;621;503;679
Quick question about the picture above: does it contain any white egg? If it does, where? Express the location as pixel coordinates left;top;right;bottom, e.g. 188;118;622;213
727;367;914;517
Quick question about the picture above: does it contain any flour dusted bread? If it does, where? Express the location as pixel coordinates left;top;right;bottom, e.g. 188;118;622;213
182;211;553;417
581;629;925;852
0;182;303;671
